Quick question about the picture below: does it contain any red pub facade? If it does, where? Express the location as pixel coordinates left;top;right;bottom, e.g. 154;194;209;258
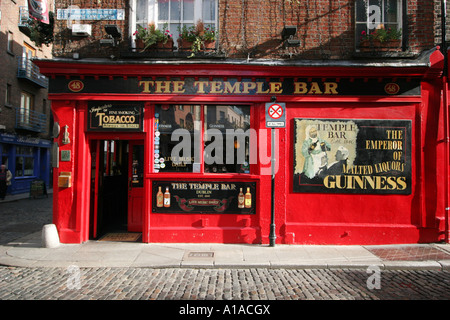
36;0;450;245
36;47;450;245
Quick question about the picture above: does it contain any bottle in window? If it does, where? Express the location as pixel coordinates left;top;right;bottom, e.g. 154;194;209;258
238;188;245;209
244;187;252;209
156;186;164;207
164;187;171;207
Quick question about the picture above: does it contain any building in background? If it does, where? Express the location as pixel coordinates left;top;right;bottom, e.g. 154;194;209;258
36;0;450;245
0;0;53;197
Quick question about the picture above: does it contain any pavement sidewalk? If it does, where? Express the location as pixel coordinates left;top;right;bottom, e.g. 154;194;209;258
1;230;450;270
1;191;450;270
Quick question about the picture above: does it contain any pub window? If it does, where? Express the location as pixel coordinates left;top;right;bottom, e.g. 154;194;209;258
355;0;402;48
132;0;218;44
154;104;251;174
204;105;250;174
15;146;34;177
155;104;201;173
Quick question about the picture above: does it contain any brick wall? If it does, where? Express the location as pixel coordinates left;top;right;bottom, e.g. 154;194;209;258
434;0;450;48
407;0;435;51
0;0;53;138
52;0;437;59
220;0;356;59
53;0;128;58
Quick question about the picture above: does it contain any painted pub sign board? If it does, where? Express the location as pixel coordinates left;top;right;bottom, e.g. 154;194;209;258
293;118;412;194
87;101;144;132
152;181;257;214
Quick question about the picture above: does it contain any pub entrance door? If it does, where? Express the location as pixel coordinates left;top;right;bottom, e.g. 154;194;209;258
127;140;144;232
90;140;144;239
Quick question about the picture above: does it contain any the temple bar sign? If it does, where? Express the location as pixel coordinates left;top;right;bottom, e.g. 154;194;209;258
87;102;144;131
51;77;421;96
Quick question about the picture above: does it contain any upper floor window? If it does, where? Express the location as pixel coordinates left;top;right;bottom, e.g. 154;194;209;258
355;0;402;48
131;0;217;44
7;31;14;53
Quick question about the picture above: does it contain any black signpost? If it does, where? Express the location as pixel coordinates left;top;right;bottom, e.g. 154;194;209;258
265;101;286;247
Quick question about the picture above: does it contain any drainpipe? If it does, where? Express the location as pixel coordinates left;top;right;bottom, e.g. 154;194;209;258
442;0;449;243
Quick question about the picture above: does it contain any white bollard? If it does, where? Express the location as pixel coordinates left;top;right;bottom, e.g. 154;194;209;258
42;224;60;248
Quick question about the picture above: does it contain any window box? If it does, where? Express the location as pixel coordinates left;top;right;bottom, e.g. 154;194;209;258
359;39;401;53
135;39;145;50
203;40;216;51
177;39;215;52
383;39;401;52
133;23;173;52
155;37;174;50
135;36;174;52
177;38;193;51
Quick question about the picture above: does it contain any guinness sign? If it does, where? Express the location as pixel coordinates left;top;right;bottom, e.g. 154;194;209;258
293;118;412;194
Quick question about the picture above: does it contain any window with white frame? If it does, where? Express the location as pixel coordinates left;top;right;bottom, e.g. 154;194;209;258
355;0;402;48
19;91;34;126
131;0;218;44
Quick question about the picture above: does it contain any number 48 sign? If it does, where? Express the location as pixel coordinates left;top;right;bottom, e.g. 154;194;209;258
265;102;286;128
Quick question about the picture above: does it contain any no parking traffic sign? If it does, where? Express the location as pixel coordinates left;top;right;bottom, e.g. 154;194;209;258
265;102;286;128
265;102;285;246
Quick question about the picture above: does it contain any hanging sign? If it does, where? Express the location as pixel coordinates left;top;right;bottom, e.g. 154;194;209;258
152;181;256;214
28;0;50;24
293;118;412;194
87;101;144;131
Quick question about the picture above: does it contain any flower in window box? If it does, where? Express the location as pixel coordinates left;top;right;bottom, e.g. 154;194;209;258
359;26;402;52
134;23;173;52
177;25;197;50
384;27;402;51
203;25;217;51
156;28;174;50
133;25;148;49
178;20;217;55
359;30;376;51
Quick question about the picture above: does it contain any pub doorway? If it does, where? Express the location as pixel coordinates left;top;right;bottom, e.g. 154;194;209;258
89;139;144;241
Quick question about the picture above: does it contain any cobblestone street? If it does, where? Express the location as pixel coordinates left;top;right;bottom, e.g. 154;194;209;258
0;266;449;301
0;195;52;245
1;195;450;305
